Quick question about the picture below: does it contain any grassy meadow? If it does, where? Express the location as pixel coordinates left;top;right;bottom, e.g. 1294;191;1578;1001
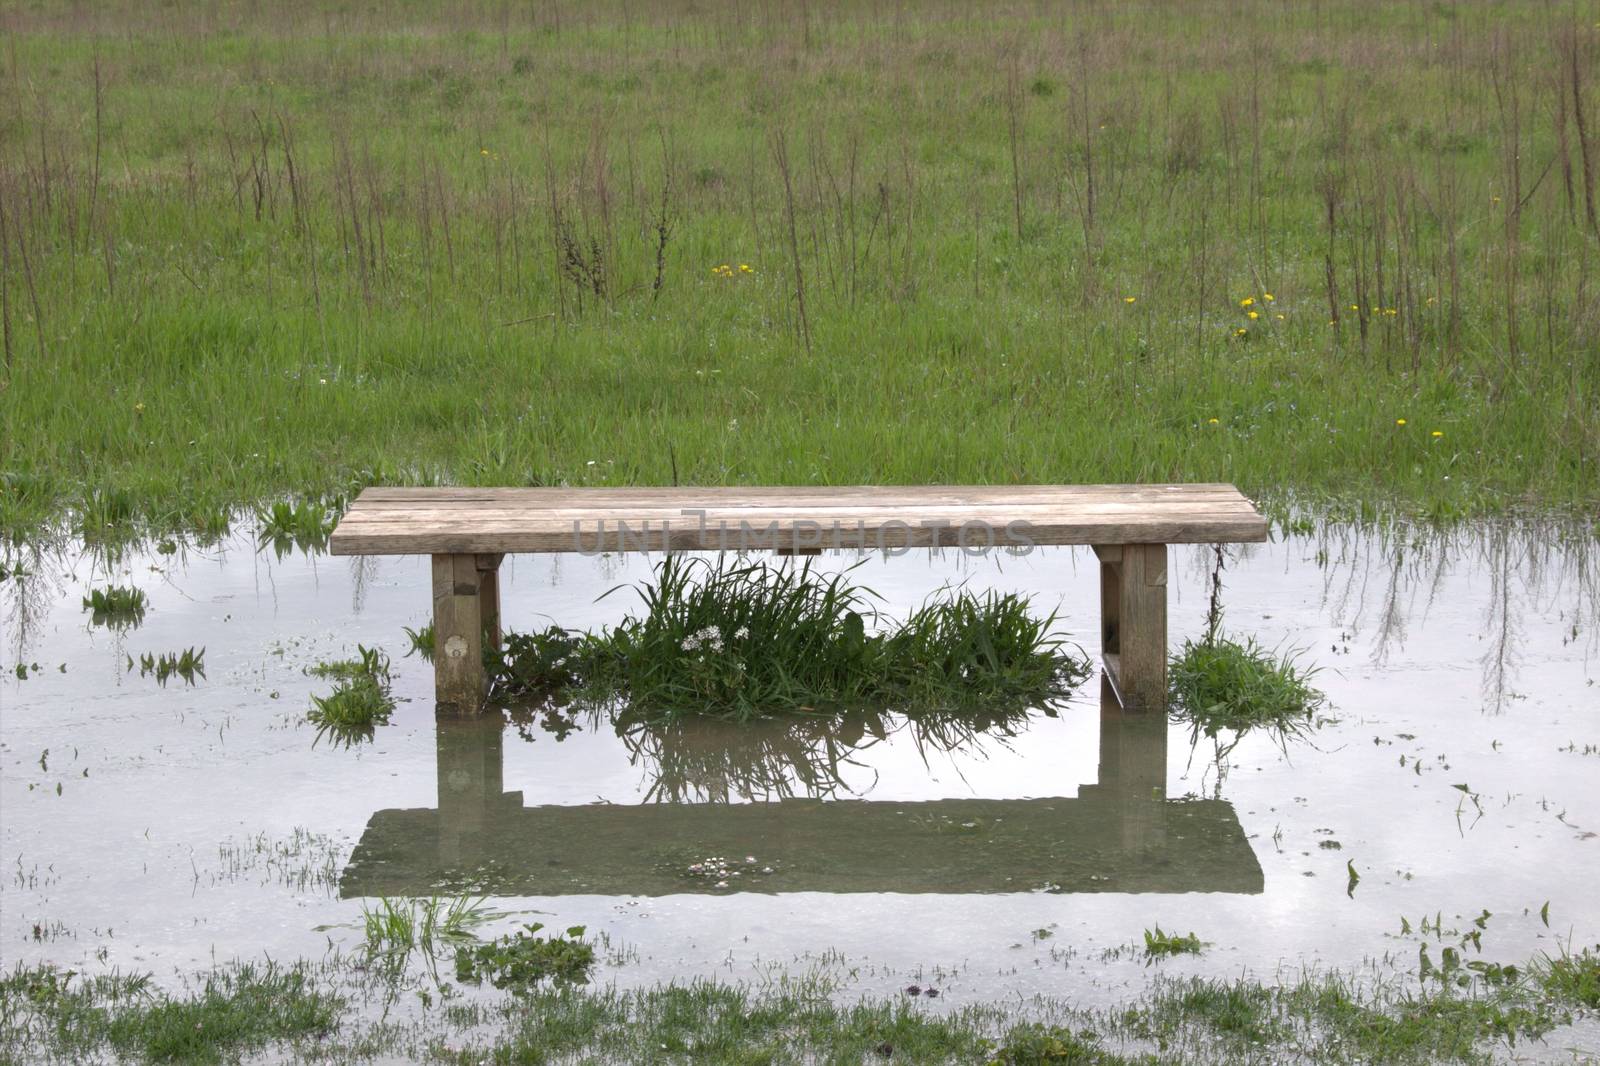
1;0;1598;541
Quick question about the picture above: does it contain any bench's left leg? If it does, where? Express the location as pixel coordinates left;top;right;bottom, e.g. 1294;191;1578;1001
432;553;486;711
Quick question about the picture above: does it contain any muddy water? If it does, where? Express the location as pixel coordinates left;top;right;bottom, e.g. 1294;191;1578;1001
2;523;1597;1016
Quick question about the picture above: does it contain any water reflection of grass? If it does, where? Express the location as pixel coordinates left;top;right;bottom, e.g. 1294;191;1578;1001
608;704;1035;803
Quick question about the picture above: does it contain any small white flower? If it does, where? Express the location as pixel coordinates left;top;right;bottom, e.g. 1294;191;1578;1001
762;866;774;874
709;638;724;652
681;636;700;651
714;880;729;889
745;856;757;864
734;626;750;640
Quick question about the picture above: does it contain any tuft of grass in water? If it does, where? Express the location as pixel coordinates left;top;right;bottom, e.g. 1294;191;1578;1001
307;677;394;747
256;499;338;557
82;585;147;629
1533;943;1600;1009
1169;546;1326;773
1168;636;1324;755
307;647;395;747
361;896;488;961
489;557;1089;722
128;647;206;686
985;1024;1150;1065
455;923;596;994
308;645;391;683
402;623;435;663
1143;926;1204;960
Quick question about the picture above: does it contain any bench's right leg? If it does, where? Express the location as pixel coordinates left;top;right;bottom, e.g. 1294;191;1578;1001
1094;543;1168;712
432;553;486;711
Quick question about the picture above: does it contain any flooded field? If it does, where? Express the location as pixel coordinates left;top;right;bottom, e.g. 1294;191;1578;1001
3;521;1598;1061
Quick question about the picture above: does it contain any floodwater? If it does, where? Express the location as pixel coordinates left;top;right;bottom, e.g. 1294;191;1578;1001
2;522;1598;1036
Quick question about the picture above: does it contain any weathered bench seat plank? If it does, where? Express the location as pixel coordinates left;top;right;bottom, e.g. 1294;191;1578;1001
329;484;1267;555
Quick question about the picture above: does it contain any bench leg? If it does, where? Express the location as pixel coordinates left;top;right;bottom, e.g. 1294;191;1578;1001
1094;543;1168;712
476;553;504;650
432;553;488;711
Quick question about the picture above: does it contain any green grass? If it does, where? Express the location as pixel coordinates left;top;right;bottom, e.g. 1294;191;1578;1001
307;644;390;682
1534;944;1600;1010
3;1;1599;544
1143;926;1205;960
82;584;147;628
0;960;339;1065
454;923;597;995
256;499;337;557
986;1024;1155;1065
306;648;396;746
5;948;1586;1065
1167;636;1325;759
490;556;1089;720
360;895;488;960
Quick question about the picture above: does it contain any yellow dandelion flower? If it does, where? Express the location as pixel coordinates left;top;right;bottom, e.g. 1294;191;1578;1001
1349;304;1360;311
1275;313;1285;320
480;148;490;156
1247;310;1260;320
1235;327;1248;337
1431;430;1443;438
1124;296;1137;304
1384;308;1397;316
134;402;145;414
1263;293;1275;302
1208;417;1220;424
740;264;752;273
1396;418;1407;426
1240;297;1255;307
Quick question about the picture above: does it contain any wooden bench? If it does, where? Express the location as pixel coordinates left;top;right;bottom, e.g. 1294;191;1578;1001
328;484;1268;712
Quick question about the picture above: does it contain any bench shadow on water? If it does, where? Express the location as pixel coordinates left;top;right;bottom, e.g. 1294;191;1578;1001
339;679;1263;899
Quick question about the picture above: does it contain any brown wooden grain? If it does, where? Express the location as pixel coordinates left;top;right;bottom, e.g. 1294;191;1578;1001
331;484;1267;556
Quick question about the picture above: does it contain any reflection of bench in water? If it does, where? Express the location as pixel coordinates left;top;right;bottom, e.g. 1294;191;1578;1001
340;682;1263;897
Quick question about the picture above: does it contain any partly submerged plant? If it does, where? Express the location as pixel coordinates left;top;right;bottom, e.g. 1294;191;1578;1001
1168;636;1323;755
307;676;393;746
455;923;594;993
1533;943;1600;1009
1143;925;1205;960
985;1023;1134;1065
487;557;1089;722
307;645;391;683
307;648;396;747
257;499;337;557
361;895;488;961
83;585;147;629
1168;547;1325;777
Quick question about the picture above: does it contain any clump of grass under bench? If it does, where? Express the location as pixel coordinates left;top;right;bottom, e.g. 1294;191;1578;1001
489;557;1091;722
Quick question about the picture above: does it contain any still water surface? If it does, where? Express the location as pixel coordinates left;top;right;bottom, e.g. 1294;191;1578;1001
2;523;1597;1025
